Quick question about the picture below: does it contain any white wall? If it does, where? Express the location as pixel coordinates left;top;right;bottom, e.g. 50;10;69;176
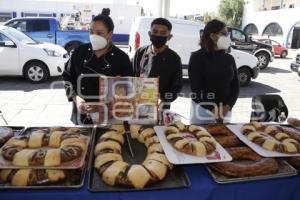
243;0;300;46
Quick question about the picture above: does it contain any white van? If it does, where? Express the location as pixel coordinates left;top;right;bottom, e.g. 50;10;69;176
128;17;259;86
0;25;69;83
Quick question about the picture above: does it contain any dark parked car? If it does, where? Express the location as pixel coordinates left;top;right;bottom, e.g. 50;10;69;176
228;27;274;69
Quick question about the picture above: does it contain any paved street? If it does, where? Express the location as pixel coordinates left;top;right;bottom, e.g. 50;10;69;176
0;50;300;126
0;76;72;126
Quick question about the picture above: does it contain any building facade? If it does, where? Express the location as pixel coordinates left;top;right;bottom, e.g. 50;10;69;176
0;0;142;35
243;0;300;48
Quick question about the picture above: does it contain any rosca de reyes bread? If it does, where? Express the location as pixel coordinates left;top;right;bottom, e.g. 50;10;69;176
1;128;87;167
164;122;217;156
94;125;172;189
241;122;300;153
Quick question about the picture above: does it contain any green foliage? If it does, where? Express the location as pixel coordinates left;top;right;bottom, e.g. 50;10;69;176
218;0;245;28
203;12;218;24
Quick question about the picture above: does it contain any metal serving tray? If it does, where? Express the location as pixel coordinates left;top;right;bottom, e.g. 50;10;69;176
1;126;25;135
206;159;297;184
0;126;25;148
0;126;96;189
88;127;191;192
0;168;86;189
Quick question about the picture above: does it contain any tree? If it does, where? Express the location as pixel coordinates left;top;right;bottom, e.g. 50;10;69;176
218;0;245;28
203;12;218;24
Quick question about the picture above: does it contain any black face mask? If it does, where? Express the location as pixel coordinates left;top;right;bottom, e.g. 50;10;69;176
150;35;168;48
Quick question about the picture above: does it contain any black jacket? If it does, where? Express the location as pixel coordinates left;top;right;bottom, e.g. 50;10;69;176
62;43;133;124
132;45;183;104
188;49;240;111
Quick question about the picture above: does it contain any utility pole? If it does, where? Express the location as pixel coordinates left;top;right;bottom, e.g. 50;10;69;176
159;0;170;18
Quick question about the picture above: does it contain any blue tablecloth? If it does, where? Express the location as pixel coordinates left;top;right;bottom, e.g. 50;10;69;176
1;165;300;200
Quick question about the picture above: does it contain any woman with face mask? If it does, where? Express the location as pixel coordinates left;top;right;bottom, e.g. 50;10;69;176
62;8;133;125
188;19;240;124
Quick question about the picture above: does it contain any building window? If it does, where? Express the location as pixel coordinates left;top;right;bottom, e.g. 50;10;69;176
263;23;283;36
6;20;27;32
24;13;38;17
39;13;54;17
271;6;280;10
244;23;259;35
27;20;50;32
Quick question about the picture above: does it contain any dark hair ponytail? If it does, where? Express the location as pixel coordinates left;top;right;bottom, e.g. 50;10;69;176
101;8;110;16
92;8;114;32
200;19;226;52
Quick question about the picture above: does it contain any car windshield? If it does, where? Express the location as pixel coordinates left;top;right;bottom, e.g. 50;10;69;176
272;40;280;45
2;27;38;44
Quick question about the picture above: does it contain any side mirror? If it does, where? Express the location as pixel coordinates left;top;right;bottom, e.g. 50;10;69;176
4;41;16;48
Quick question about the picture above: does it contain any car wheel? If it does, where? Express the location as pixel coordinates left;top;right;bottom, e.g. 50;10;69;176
256;52;270;69
280;51;287;58
238;67;252;87
23;61;49;83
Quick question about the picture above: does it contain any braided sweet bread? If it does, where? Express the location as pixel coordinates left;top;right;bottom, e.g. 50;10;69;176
94;125;172;189
241;122;300;154
209;147;279;177
205;125;243;148
164;122;216;156
1;128;87;167
0;169;66;186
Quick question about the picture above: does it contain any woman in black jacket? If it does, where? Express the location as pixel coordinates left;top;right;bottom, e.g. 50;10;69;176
188;19;239;124
62;9;133;125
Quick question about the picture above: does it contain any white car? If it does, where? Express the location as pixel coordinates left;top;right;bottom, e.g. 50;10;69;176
128;17;259;86
0;25;69;83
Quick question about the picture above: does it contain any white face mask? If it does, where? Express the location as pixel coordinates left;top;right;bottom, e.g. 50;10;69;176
217;35;231;50
89;34;108;50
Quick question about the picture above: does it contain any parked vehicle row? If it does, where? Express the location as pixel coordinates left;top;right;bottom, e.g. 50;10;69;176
128;17;259;87
1;17;265;86
6;17;272;70
4;17;129;53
